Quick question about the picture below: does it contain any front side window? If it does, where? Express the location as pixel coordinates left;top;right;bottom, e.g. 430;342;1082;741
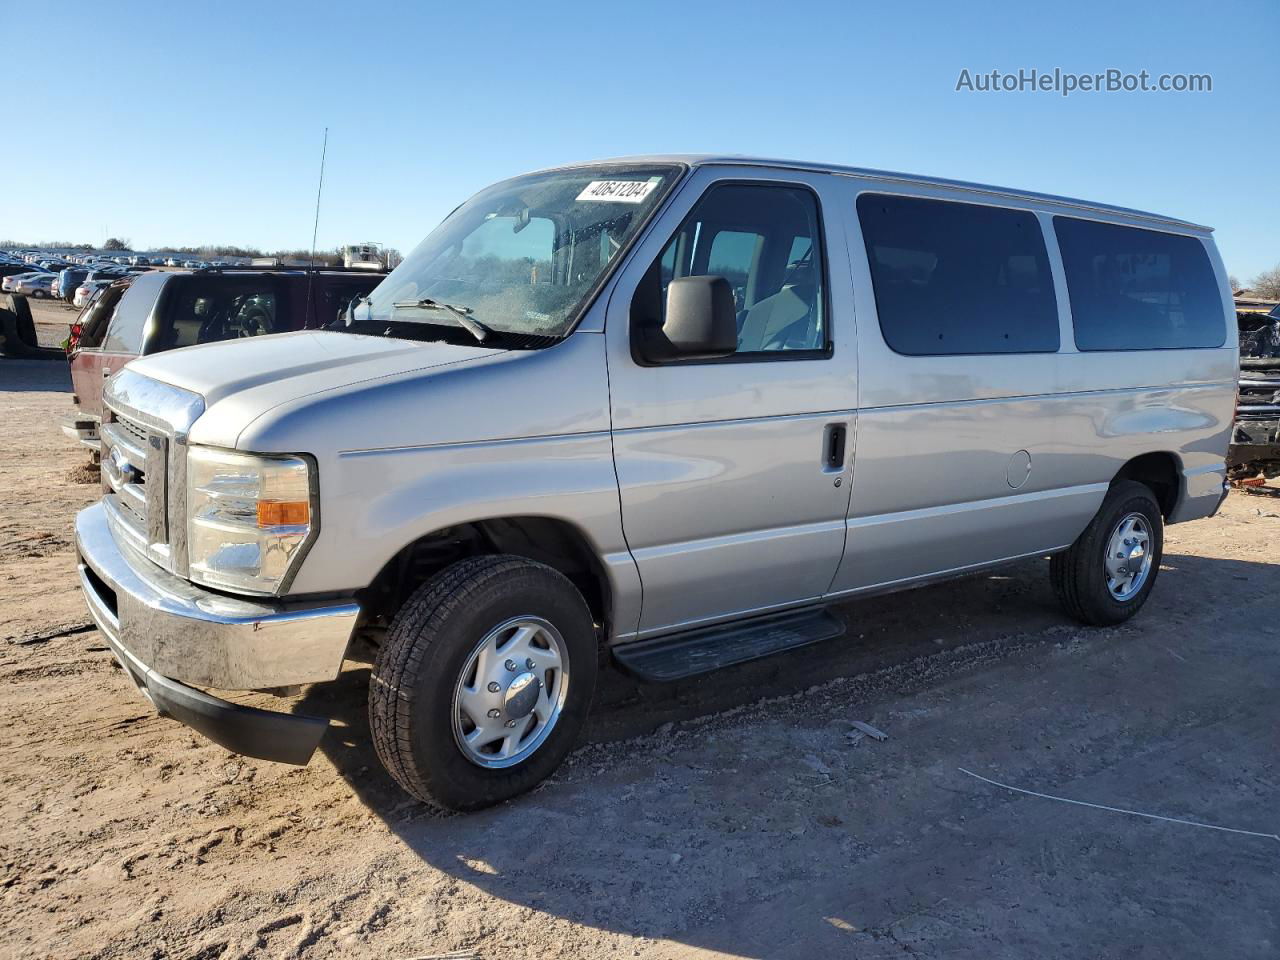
354;164;681;344
1054;217;1225;351
858;193;1059;355
645;183;827;355
313;279;380;327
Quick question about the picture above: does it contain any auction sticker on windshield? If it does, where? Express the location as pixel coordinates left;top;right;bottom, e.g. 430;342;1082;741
575;180;658;203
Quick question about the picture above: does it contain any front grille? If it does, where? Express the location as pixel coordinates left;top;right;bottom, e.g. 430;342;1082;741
101;409;168;564
116;415;149;451
99;368;205;577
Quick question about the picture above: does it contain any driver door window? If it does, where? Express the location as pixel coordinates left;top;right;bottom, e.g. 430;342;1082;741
651;183;827;356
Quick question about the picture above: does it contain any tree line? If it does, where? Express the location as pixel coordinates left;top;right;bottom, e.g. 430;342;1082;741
0;237;402;268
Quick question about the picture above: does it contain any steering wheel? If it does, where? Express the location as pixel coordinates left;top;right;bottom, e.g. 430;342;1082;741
235;308;273;338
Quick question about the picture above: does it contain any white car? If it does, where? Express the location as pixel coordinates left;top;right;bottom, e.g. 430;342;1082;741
74;279;113;308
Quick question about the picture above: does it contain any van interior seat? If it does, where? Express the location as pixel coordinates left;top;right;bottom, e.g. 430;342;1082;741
737;265;818;351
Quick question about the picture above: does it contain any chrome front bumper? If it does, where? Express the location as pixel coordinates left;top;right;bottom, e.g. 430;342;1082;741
74;501;360;764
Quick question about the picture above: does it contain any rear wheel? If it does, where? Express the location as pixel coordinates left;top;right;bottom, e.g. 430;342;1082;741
1051;480;1164;626
369;555;597;811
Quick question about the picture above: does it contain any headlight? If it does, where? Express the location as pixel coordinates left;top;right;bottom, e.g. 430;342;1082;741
187;446;316;595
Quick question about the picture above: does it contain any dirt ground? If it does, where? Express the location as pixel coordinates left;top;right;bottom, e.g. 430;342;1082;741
2;303;1278;959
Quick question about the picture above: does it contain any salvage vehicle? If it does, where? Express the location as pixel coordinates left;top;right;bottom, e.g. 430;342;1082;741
1228;303;1280;482
74;156;1236;812
61;266;385;451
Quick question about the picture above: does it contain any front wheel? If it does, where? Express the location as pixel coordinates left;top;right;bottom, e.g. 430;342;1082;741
1050;480;1164;626
369;555;597;811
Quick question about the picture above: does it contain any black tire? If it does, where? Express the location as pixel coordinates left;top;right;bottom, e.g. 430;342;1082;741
1051;480;1164;626
369;555;597;811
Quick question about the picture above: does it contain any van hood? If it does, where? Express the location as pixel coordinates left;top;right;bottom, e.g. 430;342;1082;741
128;330;503;408
125;330;506;449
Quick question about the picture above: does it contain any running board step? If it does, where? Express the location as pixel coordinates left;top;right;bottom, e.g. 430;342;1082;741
613;609;846;682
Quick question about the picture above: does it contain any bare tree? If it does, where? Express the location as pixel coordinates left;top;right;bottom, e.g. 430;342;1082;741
1252;264;1280;300
103;237;131;252
1228;274;1242;293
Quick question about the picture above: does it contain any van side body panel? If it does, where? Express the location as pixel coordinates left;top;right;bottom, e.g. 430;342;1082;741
830;176;1234;596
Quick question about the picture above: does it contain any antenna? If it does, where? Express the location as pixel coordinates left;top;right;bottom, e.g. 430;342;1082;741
305;127;329;324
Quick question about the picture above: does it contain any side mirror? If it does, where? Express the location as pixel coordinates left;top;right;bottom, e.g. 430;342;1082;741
641;275;737;362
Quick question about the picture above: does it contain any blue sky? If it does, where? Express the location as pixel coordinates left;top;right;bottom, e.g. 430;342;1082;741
4;0;1276;280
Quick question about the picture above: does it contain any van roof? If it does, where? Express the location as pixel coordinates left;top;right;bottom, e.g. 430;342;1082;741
555;155;1211;233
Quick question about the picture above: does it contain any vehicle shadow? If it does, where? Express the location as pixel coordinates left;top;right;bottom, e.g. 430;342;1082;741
0;358;71;393
297;549;1274;957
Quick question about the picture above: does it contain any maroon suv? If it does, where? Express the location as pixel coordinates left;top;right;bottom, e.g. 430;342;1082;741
62;267;385;451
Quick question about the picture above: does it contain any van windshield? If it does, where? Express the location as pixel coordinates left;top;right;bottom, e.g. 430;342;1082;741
352;164;681;342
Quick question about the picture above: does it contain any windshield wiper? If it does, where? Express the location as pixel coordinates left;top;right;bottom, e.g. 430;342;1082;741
391;297;491;343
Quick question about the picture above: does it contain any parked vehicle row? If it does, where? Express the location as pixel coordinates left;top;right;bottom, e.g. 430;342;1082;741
67;155;1238;815
1;248;246;305
1;250;144;304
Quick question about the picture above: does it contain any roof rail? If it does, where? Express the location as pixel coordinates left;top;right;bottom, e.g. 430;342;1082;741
191;264;388;276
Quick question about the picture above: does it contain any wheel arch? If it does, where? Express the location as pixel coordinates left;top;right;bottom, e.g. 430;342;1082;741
359;515;616;642
1112;451;1182;519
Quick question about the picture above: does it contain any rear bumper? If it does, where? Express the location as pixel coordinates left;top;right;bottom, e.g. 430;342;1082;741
60;410;99;451
74;501;360;764
1169;461;1230;524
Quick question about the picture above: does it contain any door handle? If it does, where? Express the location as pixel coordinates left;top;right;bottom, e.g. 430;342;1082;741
824;424;847;470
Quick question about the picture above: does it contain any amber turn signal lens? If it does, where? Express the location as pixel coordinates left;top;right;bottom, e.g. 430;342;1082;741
257;500;310;527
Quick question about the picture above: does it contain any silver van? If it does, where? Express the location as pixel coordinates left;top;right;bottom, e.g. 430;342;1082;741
74;156;1236;811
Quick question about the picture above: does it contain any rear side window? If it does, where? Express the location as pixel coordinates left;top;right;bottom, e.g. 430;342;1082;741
1053;217;1225;351
150;278;283;351
858;194;1059;355
101;276;164;353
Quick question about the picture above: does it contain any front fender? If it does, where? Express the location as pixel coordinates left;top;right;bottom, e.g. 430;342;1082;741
286;432;642;639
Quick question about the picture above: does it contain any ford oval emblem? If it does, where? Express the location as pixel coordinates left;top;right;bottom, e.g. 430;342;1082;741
110;446;137;483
